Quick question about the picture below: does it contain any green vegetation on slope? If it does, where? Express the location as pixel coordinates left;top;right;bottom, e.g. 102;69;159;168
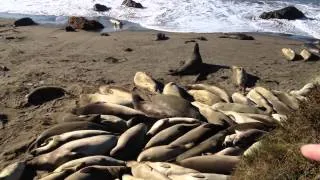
234;85;320;180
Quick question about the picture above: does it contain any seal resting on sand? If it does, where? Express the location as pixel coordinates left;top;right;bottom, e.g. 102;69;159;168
132;88;202;119
169;43;203;76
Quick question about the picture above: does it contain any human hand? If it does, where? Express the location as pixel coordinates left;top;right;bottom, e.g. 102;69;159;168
301;144;320;161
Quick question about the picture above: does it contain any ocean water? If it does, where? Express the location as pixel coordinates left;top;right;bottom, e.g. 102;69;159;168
0;0;319;38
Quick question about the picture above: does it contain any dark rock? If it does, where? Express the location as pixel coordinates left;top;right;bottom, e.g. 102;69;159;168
122;0;143;8
0;65;9;71
68;17;104;31
93;3;111;12
156;33;169;41
100;32;110;36
259;6;305;20
83;20;104;31
219;33;254;40
65;26;76;32
197;36;208;41
14;17;37;27
26;86;66;106
124;48;133;52
0;113;8;129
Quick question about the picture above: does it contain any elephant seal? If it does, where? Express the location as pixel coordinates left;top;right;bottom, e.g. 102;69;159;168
146;162;199;176
28;121;114;151
231;92;254;106
272;90;299;110
138;144;192;162
169;43;203;75
191;101;234;126
110;123;148;160
71;102;145;119
79;93;132;107
132;89;202;119
188;90;222;106
224;129;267;148
169;173;231;180
30;130;112;156
243;141;262;157
186;84;231;103
212;103;267;114
147;117;201;137
0;161;26;180
25;86;65;106
272;113;288;122
39;169;75;180
223;111;275;125
54;155;125;173
176;129;230;161
145;123;199;149
134;71;160;93
215;147;244;156
247;89;273;114
57;113;101;123
28;135;118;170
65;166;129;180
99;115;128;133
99;85;132;100
281;48;296;61
177;155;240;174
170;123;225;146
122;174;144;180
254;87;291;115
162;82;194;101
131;163;171;180
231;66;248;93
290;83;315;97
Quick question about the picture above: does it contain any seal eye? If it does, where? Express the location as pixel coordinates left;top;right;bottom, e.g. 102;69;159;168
191;174;206;178
160;163;170;168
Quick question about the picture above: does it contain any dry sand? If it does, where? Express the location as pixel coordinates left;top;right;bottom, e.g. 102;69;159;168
0;18;319;169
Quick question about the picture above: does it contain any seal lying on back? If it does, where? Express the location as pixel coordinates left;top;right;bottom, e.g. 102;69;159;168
28;135;118;170
169;43;203;75
132;88;202;119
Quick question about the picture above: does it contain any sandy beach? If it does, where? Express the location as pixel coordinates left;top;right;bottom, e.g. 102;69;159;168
0;18;320;171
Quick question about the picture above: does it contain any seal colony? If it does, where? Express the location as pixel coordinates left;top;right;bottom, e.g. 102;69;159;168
0;66;316;179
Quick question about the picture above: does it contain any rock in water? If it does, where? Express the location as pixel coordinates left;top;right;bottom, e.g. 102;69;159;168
281;48;297;61
260;6;305;20
93;4;111;12
122;0;143;8
26;86;65;105
14;17;37;26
